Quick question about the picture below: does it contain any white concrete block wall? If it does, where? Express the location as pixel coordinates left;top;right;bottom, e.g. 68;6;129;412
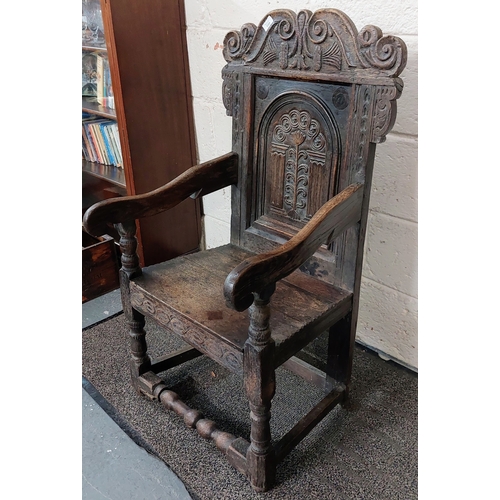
184;0;418;371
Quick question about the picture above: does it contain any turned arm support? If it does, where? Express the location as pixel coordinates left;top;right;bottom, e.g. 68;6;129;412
224;183;364;312
83;152;239;236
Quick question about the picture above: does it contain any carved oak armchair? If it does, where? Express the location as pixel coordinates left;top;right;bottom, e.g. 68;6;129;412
83;8;406;492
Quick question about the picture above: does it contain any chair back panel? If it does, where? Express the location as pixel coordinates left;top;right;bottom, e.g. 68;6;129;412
253;78;344;228
221;9;407;291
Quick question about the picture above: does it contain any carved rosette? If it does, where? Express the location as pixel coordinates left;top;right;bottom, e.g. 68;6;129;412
223;9;407;78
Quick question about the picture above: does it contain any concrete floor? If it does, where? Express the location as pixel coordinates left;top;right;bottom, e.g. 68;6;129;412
82;290;193;500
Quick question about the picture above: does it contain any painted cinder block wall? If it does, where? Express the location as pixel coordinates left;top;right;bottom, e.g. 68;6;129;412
184;0;418;371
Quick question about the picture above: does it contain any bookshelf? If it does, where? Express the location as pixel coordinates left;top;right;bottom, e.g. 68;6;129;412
82;0;202;267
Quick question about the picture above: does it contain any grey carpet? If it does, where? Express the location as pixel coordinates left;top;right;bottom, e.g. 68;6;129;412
82;313;417;499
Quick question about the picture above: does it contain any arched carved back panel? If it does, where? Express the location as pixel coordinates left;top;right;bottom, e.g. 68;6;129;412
253;89;341;238
247;77;350;250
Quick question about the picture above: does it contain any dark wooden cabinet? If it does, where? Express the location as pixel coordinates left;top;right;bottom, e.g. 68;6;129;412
82;0;201;267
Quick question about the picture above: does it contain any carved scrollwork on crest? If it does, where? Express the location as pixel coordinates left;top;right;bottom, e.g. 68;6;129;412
223;9;407;78
223;23;256;62
358;26;407;76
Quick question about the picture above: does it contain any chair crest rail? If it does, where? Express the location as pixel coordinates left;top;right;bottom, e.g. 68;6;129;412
223;8;407;79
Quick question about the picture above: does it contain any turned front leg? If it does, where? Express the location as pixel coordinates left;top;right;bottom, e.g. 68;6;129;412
116;221;151;391
128;308;151;380
244;284;276;492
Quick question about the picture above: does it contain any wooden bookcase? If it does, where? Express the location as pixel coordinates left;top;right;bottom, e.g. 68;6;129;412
82;0;201;268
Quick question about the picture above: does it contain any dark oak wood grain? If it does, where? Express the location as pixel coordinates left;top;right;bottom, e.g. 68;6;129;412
82;7;407;493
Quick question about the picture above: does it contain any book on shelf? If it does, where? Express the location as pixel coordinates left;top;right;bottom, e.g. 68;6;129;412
90;119;112;165
100;121;116;166
101;120;121;166
86;122;104;164
82;115;99;163
82;125;95;162
82;52;98;97
82;135;91;162
82;114;123;168
96;52;115;109
109;123;123;166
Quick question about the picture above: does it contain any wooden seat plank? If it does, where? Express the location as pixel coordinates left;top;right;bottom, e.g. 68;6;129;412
132;245;352;357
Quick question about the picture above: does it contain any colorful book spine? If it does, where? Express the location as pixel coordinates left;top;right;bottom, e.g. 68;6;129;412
96;52;115;109
82;124;96;162
87;121;106;164
91;121;111;165
83;121;100;163
104;123;120;167
100;122;116;166
82;135;90;161
111;123;122;165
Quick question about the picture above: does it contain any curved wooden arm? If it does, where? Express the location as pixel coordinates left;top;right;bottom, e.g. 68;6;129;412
83;152;238;236
224;183;364;311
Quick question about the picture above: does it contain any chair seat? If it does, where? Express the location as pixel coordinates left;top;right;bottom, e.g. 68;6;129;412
129;244;352;373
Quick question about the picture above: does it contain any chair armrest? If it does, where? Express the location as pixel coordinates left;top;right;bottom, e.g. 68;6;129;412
83;152;238;236
224;183;364;311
